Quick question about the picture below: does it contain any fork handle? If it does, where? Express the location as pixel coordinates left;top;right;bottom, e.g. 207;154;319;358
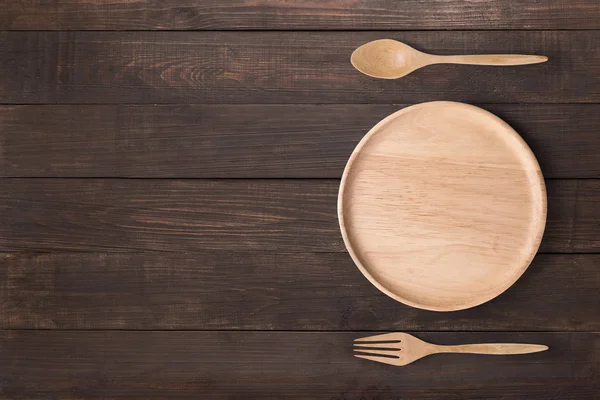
434;343;548;355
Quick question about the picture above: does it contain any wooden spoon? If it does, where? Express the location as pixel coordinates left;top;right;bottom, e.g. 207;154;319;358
351;39;548;79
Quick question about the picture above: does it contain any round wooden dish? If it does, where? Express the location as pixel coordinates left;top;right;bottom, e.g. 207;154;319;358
338;101;546;312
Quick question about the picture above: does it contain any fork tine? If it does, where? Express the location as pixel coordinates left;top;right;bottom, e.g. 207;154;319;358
354;353;398;366
354;333;400;342
354;348;399;357
353;343;400;350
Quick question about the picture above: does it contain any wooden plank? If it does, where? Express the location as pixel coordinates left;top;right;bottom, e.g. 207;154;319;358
2;0;599;30
0;179;597;253
1;331;598;399
1;104;598;179
1;252;599;331
0;31;597;104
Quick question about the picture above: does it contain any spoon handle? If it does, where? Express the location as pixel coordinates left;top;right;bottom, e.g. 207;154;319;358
432;54;548;66
433;343;549;355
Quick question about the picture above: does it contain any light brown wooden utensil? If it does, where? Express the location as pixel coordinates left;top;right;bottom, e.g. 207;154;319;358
351;39;548;79
338;101;546;312
354;333;548;366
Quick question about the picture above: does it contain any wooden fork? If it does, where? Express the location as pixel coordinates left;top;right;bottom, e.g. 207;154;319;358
354;333;548;366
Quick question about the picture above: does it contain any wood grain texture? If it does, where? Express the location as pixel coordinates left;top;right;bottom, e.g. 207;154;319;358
0;104;598;179
2;0;599;30
1;1;598;398
1;331;598;399
0;31;597;104
0;179;341;253
0;179;597;253
2;252;599;331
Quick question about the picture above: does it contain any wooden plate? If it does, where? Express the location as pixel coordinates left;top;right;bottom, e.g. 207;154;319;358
338;101;546;312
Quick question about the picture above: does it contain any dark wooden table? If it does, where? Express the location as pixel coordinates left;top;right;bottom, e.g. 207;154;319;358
1;1;599;398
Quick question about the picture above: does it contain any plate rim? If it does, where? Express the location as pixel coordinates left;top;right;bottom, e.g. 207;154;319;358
337;101;547;312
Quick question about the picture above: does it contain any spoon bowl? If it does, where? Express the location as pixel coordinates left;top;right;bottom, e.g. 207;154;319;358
351;39;548;79
351;39;428;79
